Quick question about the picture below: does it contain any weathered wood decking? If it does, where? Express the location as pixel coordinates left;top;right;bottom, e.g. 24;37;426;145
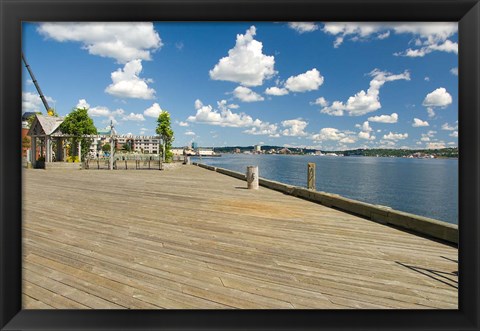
22;165;458;309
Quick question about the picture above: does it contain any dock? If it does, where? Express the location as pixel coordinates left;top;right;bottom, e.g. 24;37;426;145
22;165;458;309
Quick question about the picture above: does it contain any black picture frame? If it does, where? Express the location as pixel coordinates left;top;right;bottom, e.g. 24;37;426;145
1;0;479;330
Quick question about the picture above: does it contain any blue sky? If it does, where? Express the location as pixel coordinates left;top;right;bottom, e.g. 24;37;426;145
22;22;458;150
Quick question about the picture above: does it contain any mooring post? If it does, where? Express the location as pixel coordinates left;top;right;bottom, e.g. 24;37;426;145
246;166;259;189
307;162;316;190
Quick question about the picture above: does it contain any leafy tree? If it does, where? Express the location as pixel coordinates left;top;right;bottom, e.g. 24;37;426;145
122;141;133;152
22;136;31;150
27;112;42;128
102;143;111;153
155;111;174;162
59;107;97;160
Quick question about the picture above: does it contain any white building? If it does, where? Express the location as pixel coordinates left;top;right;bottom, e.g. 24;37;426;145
88;133;161;157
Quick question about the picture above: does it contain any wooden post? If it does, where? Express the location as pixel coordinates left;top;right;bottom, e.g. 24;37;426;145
109;140;114;170
56;139;63;161
307;162;316;190
31;136;36;168
246;166;259;189
45;137;51;162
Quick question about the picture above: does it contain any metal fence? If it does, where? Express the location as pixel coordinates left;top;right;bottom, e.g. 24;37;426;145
84;154;187;170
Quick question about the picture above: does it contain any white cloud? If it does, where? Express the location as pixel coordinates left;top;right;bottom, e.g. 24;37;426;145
288;22;319;33
185;131;196;136
321;69;410;116
383;132;408;140
243;123;279;137
378;140;397;148
426;142;446;149
209;26;276;87
85;104;135;126
368;112;398;123
420;130;436;142
194;99;204;110
265;86;289;96
281;119;308;137
399;39;458;57
266;68;324;96
188;100;278;137
322;22;458;57
143;103;163;118
449;131;458;138
424;76;430;81
105;60;156;99
189;99;260;127
322;23;386;47
311;97;329;107
427;107;436;118
450;67;458;76
358;121;375;140
422;87;452;108
88;106;111;117
377;31;390;39
123;112;145;121
175;42;184;50
412;118;429;127
441;122;458;131
310;128;357;144
358;131;374;140
76;99;90;109
22;91;55;113
37;22;162;64
284;69;324;92
233;86;264;102
320;101;345;116
178;121;189;127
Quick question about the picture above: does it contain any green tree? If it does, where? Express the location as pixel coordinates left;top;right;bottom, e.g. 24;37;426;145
59;107;97;160
155;111;174;162
22;136;31;150
102;143;111;153
27;112;42;128
122;141;133;152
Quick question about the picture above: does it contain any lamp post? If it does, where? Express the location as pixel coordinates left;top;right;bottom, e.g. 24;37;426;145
109;120;115;170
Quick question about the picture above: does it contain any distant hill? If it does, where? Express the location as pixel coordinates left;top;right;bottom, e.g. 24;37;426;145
205;146;458;158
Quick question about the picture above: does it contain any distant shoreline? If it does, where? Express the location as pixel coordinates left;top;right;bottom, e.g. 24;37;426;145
187;147;458;159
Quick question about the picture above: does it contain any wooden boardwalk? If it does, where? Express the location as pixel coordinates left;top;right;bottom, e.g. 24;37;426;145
22;165;458;309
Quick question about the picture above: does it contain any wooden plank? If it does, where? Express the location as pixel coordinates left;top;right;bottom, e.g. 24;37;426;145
22;166;458;309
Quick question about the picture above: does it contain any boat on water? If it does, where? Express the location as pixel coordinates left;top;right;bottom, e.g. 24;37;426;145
197;148;221;157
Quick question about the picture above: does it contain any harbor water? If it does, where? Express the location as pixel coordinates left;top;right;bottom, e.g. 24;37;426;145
193;154;458;224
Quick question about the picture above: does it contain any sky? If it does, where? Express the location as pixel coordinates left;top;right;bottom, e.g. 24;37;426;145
22;22;458;150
